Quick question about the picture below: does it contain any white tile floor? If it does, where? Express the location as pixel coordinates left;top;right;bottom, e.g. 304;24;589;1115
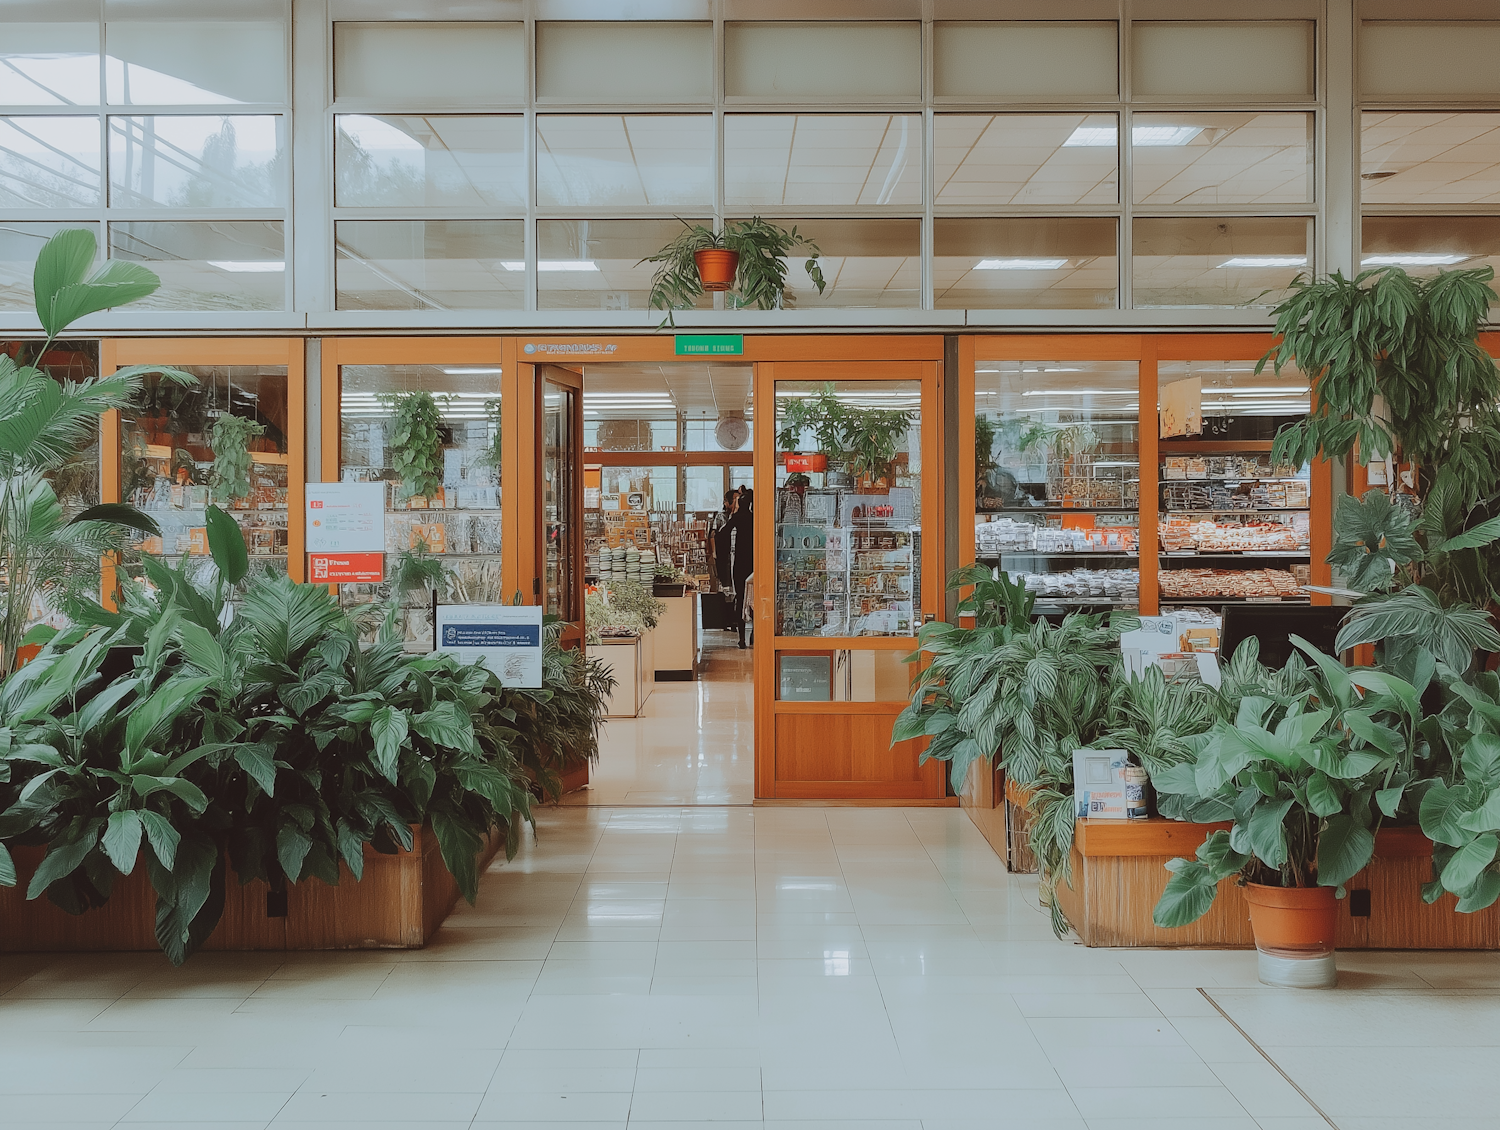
4;803;1498;1129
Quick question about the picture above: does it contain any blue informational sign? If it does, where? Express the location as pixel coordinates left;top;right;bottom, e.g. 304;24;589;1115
434;604;543;687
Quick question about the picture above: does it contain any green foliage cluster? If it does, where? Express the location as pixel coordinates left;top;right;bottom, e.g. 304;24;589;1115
385;390;445;500
0;521;612;964
584;579;666;645
776;383;916;482
208;413;266;505
0;229;194;676
642;218;826;324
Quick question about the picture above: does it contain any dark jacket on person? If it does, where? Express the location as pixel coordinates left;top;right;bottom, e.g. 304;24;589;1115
727;503;754;585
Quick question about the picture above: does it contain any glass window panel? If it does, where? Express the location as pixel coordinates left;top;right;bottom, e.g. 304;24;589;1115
335;114;524;209
725;22;920;102
537;115;712;208
108;115;285;208
334;220;523;311
542;379;577;621
0;222;100;309
1132;22;1313;100
1361;112;1500;206
974;360;1140;612
1132;217;1308;309
933;22;1118;100
934;114;1117;207
536;22;712;103
0;116;102;208
2;336;100;513
537;218;712;312
729;217;919;309
776;649;913;702
725;115;920;208
1132;112;1312;205
1362;216;1500;287
120;364;290;582
1361;22;1500;99
339;364;504;650
334;22;524;105
106;21;286;105
595;465;679;510
109;220;285;310
684;466;727;513
934;217;1117;311
0;22;101;106
774;378;922;638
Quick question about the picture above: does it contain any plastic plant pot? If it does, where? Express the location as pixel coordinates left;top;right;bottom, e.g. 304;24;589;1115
1243;883;1338;989
694;249;740;291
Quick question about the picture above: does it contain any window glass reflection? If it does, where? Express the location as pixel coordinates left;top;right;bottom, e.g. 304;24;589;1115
0;223;100;309
336;114;525;209
934;217;1117;310
1362;112;1500;206
1132;112;1312;205
0;23;101;106
335;219;523;310
106;21;287;105
537;219;712;311
0;116;102;208
109;115;285;208
934;114;1118;206
110;220;285;310
725;115;920;207
1132;217;1308;309
537;115;712;208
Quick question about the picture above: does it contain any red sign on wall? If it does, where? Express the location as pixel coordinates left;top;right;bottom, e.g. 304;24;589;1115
309;552;384;583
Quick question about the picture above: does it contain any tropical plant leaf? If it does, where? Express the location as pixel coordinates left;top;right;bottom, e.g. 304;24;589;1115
0;843;14;888
1327;490;1422;593
371;705;408;784
101;810;143;874
1317;815;1375;887
69;503;161;537
1442;833;1499;894
204;504;250;585
1153;859;1220;927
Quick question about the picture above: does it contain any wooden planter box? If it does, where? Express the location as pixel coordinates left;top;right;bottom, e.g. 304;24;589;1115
0;825;502;953
1055;818;1500;949
958;764;1037;874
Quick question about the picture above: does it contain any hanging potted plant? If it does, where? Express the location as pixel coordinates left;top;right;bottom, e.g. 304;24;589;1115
845;404;916;492
1149;640;1422;988
383;390;445;506
209;413;266;507
776;383;845;484
642;218;826;326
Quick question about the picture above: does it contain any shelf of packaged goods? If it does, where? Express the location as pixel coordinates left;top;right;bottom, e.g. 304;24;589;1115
1032;597;1140;607
1158;440;1276;453
1161;508;1308;515
1161;550;1309;559
391;508;504;516
981;552;1139;560
978;507;1139;515
1159;478;1306;486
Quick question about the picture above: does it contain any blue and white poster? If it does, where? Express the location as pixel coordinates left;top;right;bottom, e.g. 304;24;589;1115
435;604;543;688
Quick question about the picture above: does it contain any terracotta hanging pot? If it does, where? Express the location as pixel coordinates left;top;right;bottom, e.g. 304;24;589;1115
1243;883;1338;989
694;248;740;291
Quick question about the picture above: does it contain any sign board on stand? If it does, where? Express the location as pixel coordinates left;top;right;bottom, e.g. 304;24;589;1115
306;482;386;582
434;604;544;688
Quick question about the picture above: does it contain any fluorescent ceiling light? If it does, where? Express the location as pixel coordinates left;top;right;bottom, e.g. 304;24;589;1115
1216;256;1307;269
974;258;1068;270
208;260;284;272
1064;124;1203;147
1361;253;1468;266
441;367;504;375
500;260;599;272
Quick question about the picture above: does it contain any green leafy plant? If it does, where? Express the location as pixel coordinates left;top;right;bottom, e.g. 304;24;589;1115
776;384;849;459
208;413;266;505
0;229;194;676
846;405;915;483
585;579;666;645
641;218;825;325
1151;639;1424;928
384;390;444;500
975;416;997;488
1415;673;1500;911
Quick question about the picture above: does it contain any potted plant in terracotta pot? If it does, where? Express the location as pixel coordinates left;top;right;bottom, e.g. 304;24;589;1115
642;218;825;326
776;383;849;486
1150;639;1422;988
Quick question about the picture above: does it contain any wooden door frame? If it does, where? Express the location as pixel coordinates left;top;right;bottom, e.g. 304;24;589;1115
754;355;948;802
533;364;585;644
102;337;306;581
965;334;1333;619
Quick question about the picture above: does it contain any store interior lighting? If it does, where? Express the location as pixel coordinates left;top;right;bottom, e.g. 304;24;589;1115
1361;253;1468;266
209;261;285;272
1216;256;1308;269
1064;124;1202;147
974;258;1068;270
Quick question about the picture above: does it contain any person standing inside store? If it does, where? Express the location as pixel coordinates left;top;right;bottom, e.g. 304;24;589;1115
729;488;754;648
712;489;738;632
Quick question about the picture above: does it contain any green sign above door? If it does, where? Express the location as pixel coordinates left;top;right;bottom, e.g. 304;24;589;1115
674;334;744;356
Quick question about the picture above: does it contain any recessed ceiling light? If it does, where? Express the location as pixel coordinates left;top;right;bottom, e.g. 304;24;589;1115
1064;125;1203;148
500;260;599;272
209;260;284;272
1216;256;1308;269
974;258;1068;270
1361;254;1468;266
441;367;504;375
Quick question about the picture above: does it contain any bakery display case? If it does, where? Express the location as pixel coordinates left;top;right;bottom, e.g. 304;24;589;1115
338;364;503;649
1155;360;1313;610
973;360;1140;611
773;379;922;637
120;363;290;583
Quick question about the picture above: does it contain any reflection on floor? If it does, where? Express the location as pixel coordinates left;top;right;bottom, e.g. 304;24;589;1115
4;804;1491;1128
564;628;754;807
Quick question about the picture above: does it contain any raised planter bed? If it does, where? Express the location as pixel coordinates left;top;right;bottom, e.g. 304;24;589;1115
0;824;503;953
1055;818;1500;949
958;765;1036;874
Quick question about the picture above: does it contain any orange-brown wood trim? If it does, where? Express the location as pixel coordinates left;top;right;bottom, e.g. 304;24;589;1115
286;342;306;582
770;700;908;715
957;335;977;581
754;360;776;798
1075;819;1438;859
1309;452;1333;602
585;452;753;467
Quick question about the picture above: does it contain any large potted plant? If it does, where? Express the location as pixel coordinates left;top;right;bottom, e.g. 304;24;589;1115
777;383;849;485
642;218;826;325
1150;639;1423;987
383;390;445;504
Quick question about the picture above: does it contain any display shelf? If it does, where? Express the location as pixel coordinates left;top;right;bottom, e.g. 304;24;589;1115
1162;507;1309;515
1160;596;1312;605
1162;550;1310;559
977;506;1140;515
987;551;1139;559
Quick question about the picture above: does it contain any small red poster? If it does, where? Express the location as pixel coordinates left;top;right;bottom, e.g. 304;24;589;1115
309;552;384;583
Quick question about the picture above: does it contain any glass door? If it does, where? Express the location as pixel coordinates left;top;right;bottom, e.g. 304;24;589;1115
539;366;582;626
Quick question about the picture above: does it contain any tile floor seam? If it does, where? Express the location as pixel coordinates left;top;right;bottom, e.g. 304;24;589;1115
1197;988;1340;1130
